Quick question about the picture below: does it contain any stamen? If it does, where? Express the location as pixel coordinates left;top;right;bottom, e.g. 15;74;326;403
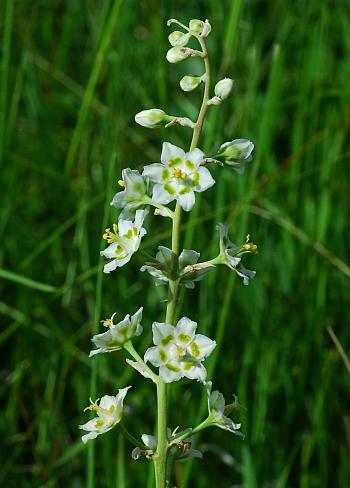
100;312;117;328
103;225;119;243
118;179;125;187
172;168;186;179
243;235;258;254
84;397;100;412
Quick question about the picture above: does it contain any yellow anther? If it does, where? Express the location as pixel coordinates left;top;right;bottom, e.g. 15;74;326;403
103;225;118;243
118;179;125;187
244;242;258;254
172;168;186;179
84;397;100;412
100;312;117;328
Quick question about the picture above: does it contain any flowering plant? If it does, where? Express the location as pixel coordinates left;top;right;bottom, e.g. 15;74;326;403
79;17;257;487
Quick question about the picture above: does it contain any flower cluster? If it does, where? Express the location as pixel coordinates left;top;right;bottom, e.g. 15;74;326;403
143;142;214;212
144;317;216;383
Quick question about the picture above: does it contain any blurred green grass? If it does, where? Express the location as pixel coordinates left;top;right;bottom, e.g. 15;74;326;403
1;0;350;487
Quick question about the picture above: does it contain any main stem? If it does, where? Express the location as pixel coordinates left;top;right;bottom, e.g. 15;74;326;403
153;35;210;488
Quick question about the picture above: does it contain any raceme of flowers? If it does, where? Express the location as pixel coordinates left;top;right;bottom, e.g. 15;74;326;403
80;17;258;478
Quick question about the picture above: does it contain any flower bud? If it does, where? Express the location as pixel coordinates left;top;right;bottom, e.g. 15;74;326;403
168;30;191;47
189;19;211;37
189;19;204;34
180;75;201;92
220;139;254;161
135;109;167;128
166;46;191;63
214;78;234;100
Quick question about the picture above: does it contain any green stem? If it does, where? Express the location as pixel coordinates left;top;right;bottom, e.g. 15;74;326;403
124;341;159;383
144;196;174;219
190;37;210;151
153;33;212;488
176;417;212;442
120;422;146;449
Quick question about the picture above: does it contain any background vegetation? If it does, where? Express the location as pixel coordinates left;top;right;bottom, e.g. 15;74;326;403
1;0;349;486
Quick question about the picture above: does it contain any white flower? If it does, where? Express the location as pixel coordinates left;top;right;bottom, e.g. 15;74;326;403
142;142;215;211
210;139;254;173
141;246;213;288
135;109;167;128
100;210;147;273
144;317;216;383
79;387;131;443
111;169;150;219
216;224;257;285
206;382;242;436
89;308;143;357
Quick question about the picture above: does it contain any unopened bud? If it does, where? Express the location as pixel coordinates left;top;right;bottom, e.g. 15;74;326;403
168;30;191;47
189;19;211;37
166;46;192;63
135;109;167;128
214;78;234;100
180;75;201;92
189;19;204;34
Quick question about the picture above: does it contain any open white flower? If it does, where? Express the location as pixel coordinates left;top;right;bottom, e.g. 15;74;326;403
111;169;150;219
79;387;131;443
144;317;216;383
89;308;143;357
206;382;242;436
142;142;215;211
216;223;257;285
100;209;147;273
